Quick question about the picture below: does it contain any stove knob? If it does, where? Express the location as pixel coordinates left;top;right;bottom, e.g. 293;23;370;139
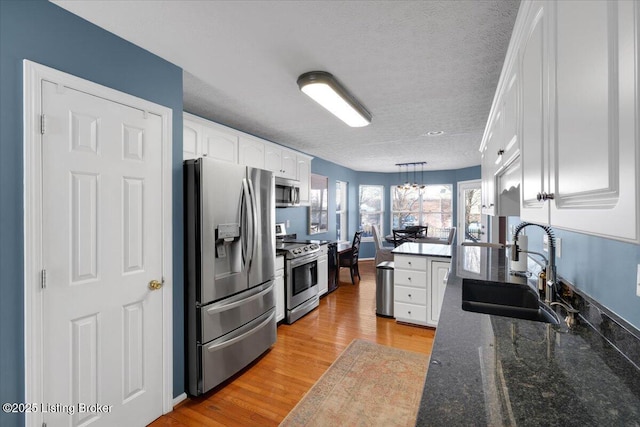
303;247;308;251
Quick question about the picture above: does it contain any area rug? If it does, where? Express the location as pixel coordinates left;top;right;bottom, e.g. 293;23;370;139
279;339;429;427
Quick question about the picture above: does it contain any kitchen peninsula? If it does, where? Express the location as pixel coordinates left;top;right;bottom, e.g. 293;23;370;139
416;246;640;426
392;243;452;327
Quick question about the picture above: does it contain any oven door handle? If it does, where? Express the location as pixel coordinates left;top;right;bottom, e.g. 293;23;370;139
289;253;319;268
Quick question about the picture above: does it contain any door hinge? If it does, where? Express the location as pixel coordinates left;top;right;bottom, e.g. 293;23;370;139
41;269;47;289
40;114;46;135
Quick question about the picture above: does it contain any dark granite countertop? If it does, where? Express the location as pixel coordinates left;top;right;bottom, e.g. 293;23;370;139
392;242;452;258
416;246;640;426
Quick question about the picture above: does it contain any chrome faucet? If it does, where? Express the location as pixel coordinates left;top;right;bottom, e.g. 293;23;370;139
511;222;557;304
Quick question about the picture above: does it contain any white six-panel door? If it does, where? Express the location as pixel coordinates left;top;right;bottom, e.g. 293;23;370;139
39;79;165;426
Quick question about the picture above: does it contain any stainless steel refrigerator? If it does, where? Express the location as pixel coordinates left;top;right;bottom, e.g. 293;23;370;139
184;157;276;396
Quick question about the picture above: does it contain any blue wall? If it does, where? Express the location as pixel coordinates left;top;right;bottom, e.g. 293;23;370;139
277;160;481;259
0;2;184;425
507;217;640;330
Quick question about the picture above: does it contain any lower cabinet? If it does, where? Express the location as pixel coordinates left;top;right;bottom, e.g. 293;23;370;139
394;255;451;327
317;245;328;297
275;255;285;323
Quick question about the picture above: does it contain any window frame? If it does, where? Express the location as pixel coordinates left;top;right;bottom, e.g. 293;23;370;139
390;184;453;233
359;184;385;242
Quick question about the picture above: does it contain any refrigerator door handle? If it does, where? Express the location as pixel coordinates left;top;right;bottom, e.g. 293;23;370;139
241;178;251;270
206;281;274;315
247;178;259;271
205;310;275;353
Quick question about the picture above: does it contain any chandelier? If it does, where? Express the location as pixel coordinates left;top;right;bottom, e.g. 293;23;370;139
396;162;427;190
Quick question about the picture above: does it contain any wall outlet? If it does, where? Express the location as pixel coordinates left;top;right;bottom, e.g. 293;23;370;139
636;264;640;297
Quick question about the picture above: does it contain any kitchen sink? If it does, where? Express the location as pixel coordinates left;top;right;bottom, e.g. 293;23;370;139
462;279;559;324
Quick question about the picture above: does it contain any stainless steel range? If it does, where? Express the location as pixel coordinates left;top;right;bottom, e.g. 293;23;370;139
278;241;321;324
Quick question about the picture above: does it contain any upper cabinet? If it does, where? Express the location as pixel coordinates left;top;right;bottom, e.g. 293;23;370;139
481;0;639;243
264;145;297;180
184;112;313;205
296;154;312;205
183;113;238;162
238;135;266;169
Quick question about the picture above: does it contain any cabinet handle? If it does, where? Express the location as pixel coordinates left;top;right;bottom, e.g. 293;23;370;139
536;192;555;202
408;277;412;281
408;294;412;298
408;261;412;265
497;149;505;156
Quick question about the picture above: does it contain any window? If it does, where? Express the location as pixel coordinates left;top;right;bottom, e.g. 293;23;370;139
336;181;348;241
392;184;452;235
309;174;328;234
359;185;384;240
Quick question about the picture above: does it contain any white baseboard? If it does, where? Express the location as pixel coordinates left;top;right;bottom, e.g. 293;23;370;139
172;393;188;408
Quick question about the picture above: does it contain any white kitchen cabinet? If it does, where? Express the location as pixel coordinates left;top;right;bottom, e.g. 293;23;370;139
238;135;265;169
317;245;328;297
480;127;497;216
183;112;314;203
519;0;551;225
265;145;297;180
297;154;312;205
482;0;639;243
394;255;450;327
519;0;638;242
183;113;238;162
545;0;638;242
275;255;285;323
429;261;450;325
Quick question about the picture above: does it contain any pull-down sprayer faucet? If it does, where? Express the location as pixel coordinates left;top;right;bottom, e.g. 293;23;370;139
511;222;557;304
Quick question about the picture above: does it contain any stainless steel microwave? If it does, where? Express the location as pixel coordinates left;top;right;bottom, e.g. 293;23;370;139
275;177;300;207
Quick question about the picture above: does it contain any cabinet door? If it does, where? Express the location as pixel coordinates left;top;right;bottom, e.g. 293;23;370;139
280;150;298;180
264;145;282;174
275;271;285;323
239;136;265;169
317;254;328;297
429;261;450;326
201;125;238;163
297;155;311;205
275;256;285;323
501;71;520;167
519;1;549;224
549;0;638;242
481;133;496;216
183;119;200;160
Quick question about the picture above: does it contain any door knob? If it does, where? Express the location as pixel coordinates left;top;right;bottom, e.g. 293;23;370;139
149;279;163;290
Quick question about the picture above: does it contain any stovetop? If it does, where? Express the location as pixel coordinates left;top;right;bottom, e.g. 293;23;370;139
276;240;321;259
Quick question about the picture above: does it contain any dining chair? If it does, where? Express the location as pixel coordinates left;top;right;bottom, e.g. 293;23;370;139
339;231;362;284
372;225;393;265
392;229;411;247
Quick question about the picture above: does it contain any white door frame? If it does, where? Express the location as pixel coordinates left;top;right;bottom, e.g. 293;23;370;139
457;179;486;243
23;60;173;426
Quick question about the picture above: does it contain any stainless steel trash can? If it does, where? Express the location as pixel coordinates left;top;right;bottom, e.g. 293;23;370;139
376;261;394;318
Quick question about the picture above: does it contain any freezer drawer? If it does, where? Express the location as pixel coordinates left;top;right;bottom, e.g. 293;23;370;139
199;308;276;394
199;281;275;344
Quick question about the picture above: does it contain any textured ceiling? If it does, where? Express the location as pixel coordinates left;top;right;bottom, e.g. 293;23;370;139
52;0;520;172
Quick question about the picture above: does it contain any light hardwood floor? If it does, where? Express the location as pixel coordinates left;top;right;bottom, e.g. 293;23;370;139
150;260;435;426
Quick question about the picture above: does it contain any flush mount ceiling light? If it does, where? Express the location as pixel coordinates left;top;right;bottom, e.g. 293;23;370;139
297;71;372;127
424;130;445;136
